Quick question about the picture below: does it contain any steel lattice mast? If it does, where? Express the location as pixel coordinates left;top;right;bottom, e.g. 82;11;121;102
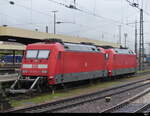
139;9;144;70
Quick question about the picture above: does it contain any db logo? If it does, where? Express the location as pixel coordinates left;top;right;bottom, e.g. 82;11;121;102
32;64;38;68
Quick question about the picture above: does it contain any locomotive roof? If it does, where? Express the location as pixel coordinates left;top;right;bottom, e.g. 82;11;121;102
27;41;100;52
64;43;99;52
113;48;135;55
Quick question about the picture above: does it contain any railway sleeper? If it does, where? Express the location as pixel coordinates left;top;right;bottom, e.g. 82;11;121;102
6;76;48;94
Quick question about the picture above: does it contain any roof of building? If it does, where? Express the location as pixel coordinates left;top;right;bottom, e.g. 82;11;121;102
0;42;26;50
0;26;120;48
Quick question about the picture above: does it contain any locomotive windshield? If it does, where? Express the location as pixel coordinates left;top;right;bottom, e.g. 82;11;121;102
26;50;38;59
37;50;50;59
26;50;50;59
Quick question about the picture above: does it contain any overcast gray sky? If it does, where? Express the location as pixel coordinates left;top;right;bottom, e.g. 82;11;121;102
0;0;150;52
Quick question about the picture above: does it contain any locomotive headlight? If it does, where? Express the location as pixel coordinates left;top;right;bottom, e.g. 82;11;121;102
49;76;53;79
38;64;48;68
22;64;32;68
41;70;48;73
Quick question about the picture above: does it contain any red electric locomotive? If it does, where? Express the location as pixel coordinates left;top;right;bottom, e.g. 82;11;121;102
9;39;108;94
105;48;138;77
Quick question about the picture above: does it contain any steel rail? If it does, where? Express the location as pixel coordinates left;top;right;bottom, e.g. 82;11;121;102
3;71;150;104
100;88;150;113
134;104;150;113
4;76;150;113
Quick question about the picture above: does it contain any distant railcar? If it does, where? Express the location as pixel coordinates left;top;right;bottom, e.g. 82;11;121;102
1;55;22;63
145;57;150;63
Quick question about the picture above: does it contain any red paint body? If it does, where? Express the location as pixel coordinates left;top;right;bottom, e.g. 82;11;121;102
105;48;138;77
21;42;107;85
21;42;138;85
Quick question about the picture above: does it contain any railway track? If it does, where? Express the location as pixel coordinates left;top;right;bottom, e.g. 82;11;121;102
142;105;150;113
100;88;150;113
2;70;150;100
4;76;150;113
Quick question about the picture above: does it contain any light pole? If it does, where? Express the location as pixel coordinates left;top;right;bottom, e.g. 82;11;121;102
135;20;138;55
102;33;104;40
46;25;48;33
139;8;144;70
124;33;127;48
126;0;144;70
52;11;58;34
126;20;138;55
118;25;122;45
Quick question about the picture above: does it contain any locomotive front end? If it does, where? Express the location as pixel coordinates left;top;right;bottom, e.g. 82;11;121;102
21;49;50;77
8;43;57;94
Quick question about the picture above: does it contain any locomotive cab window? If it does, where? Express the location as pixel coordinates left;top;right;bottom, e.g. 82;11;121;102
26;50;50;59
26;50;38;59
37;50;50;59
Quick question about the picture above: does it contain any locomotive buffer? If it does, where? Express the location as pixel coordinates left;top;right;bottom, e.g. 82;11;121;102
7;76;46;94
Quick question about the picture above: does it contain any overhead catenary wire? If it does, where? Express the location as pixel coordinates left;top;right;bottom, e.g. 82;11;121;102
0;8;116;37
4;0;53;17
1;0;137;30
62;22;120;37
3;0;149;26
0;12;30;24
10;0;137;41
126;0;150;17
0;0;132;31
48;0;124;25
1;0;147;43
48;0;140;32
0;0;67;28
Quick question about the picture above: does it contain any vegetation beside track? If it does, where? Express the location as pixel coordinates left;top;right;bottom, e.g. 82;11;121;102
9;70;150;108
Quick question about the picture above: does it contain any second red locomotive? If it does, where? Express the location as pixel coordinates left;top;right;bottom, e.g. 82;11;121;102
105;48;138;77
